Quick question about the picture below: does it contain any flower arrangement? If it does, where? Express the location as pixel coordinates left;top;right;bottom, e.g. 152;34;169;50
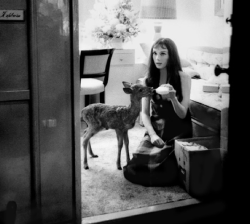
85;0;140;46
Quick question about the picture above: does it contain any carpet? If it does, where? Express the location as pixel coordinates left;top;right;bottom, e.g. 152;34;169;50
81;122;192;218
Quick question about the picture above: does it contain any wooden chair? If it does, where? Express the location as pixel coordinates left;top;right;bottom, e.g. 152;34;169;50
80;48;115;107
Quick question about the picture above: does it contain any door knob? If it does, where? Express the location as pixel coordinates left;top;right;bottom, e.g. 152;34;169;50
214;65;230;76
226;17;232;24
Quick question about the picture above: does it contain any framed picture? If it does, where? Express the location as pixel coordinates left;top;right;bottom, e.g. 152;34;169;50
214;0;224;17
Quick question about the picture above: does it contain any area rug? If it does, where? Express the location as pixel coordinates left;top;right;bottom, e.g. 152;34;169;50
81;122;192;218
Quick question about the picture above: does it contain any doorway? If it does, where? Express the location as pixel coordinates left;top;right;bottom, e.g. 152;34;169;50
78;0;233;223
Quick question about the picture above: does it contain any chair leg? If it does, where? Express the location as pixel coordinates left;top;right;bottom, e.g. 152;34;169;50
100;91;105;104
85;95;90;107
85;93;104;106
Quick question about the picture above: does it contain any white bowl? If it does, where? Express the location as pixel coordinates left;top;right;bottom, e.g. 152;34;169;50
155;86;169;95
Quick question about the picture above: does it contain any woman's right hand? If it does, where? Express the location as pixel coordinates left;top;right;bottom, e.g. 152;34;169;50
150;134;165;148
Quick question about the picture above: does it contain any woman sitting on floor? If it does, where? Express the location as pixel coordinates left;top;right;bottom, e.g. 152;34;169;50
123;38;192;186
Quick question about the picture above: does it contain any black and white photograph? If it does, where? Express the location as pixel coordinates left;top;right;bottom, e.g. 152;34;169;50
0;0;244;224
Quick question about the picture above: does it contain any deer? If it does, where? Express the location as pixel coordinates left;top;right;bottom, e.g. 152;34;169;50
81;81;154;170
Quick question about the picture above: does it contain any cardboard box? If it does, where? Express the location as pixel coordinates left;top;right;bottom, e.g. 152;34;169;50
202;83;219;92
174;136;222;198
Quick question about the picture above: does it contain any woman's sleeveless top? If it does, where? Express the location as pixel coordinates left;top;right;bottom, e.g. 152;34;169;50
150;91;192;143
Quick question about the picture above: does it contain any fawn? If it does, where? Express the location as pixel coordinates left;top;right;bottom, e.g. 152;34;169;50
81;81;154;170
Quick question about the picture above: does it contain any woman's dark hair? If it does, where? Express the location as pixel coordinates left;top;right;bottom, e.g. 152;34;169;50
145;38;183;101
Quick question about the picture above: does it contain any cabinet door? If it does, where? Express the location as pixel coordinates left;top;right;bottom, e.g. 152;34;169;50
0;1;78;223
0;102;31;224
32;0;76;223
106;49;135;106
0;1;32;224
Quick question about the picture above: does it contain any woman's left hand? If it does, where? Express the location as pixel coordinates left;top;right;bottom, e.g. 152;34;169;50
160;84;176;101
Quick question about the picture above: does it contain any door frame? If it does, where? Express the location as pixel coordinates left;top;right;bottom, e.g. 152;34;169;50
70;0;82;223
28;0;82;223
75;0;242;223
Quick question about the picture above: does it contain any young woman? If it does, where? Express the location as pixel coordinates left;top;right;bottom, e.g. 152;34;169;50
123;38;193;186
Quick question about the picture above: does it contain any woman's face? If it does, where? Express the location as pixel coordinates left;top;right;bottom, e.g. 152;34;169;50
152;45;169;70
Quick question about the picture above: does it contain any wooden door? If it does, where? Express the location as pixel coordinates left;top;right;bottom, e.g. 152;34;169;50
0;0;81;223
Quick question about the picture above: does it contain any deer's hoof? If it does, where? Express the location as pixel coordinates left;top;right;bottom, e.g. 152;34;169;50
117;166;122;170
84;165;89;169
91;155;98;158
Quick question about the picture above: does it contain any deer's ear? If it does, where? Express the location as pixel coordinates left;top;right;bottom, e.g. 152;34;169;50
123;88;132;94
122;81;131;88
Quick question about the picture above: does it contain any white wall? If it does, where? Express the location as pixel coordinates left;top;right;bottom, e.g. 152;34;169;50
78;0;233;56
138;0;232;57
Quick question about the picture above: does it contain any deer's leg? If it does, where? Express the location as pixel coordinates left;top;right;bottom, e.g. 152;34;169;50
123;130;130;164
83;127;96;169
88;141;98;158
115;129;123;170
82;135;90;169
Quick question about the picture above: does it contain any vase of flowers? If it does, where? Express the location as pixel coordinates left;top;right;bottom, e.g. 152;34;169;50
109;37;124;49
85;0;140;48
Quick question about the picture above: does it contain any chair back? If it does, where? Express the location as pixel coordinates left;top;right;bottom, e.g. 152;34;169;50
80;49;115;87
